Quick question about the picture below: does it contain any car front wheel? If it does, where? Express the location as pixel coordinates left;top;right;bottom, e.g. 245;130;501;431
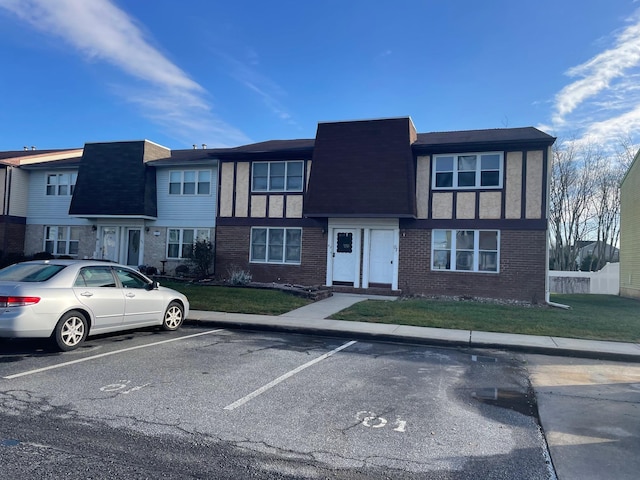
162;302;184;331
54;311;88;351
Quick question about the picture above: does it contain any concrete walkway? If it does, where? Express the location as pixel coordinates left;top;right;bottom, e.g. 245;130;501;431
188;292;640;362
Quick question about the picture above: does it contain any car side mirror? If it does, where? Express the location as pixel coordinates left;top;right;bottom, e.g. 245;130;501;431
145;280;159;291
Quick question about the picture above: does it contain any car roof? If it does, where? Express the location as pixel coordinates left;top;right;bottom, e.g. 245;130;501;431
17;259;128;268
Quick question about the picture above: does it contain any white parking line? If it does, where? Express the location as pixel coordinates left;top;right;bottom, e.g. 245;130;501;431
3;329;225;380
224;340;357;411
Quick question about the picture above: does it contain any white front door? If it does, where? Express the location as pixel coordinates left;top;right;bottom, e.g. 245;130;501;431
368;229;394;285
99;226;143;265
331;229;359;285
101;227;119;262
126;228;142;266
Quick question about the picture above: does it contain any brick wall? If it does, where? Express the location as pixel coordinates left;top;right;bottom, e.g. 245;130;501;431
0;222;25;256
215;226;326;286
398;229;547;303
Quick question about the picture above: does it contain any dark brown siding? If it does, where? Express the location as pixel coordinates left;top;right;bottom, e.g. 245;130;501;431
398;229;546;303
215;226;326;286
305;118;417;217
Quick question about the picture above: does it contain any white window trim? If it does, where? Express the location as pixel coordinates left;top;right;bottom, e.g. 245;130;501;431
432;152;503;190
46;172;77;196
431;229;500;273
250;227;302;264
44;226;80;256
251;161;304;193
167;228;210;259
168;169;212;196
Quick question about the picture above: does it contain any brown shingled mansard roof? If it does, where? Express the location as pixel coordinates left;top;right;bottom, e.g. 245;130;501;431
304;117;418;218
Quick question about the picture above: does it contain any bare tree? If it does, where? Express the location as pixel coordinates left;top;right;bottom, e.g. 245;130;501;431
549;135;637;271
549;139;596;270
589;157;622;270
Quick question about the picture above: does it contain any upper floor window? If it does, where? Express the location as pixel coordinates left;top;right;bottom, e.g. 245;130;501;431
169;170;211;195
432;229;499;273
167;228;210;259
44;226;80;256
432;152;502;189
46;173;77;196
252;161;304;192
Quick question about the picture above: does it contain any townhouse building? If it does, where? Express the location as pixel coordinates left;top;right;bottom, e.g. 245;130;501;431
1;117;555;303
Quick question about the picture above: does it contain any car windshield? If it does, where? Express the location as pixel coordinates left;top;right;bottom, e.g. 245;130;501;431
0;263;66;282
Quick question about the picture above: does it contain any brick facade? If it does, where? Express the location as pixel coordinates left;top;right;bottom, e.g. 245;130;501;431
398;229;546;303
216;226;326;286
0;221;26;257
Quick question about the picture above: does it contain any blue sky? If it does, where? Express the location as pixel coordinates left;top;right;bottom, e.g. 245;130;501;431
1;0;639;152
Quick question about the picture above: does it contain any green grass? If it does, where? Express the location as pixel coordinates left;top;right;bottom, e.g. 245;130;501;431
162;279;640;343
161;281;312;315
330;294;640;343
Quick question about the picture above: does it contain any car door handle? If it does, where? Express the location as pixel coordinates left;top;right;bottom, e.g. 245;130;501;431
125;292;136;298
80;292;93;297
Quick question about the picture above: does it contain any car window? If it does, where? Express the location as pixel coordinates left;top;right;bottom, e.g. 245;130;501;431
114;268;149;289
0;263;66;282
74;267;117;288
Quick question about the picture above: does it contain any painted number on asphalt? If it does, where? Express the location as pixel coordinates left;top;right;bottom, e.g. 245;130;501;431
356;411;407;432
100;380;150;395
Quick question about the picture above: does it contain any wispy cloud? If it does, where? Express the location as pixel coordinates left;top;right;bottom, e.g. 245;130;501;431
546;8;640;150
216;50;296;126
0;0;250;147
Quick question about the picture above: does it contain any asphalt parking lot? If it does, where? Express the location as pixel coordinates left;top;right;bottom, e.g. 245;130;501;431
0;326;555;479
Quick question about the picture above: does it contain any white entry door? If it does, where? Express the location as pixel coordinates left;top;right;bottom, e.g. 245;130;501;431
331;229;359;285
126;228;142;266
368;229;394;285
101;227;119;262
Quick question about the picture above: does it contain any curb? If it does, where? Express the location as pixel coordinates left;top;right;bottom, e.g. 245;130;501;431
185;319;640;363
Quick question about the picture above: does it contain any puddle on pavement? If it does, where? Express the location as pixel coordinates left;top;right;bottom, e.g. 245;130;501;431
471;388;536;417
1;439;20;447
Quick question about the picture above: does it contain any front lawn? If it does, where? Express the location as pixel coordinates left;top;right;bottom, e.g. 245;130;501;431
161;281;312;315
330;294;640;343
162;279;640;343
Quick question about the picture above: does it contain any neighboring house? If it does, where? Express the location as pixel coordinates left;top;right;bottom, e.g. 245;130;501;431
4;117;556;303
1;148;83;259
23;140;218;275
575;240;619;270
620;148;640;299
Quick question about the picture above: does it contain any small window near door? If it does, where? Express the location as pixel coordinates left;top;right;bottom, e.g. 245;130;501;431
336;232;353;253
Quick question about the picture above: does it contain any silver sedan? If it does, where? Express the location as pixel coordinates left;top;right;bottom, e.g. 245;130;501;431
0;260;190;351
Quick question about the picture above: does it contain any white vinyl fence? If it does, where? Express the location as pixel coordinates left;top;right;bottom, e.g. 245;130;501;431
549;262;620;295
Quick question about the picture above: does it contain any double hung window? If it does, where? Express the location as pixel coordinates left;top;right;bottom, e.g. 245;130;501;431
433;153;502;189
432;229;499;272
250;227;302;264
44;226;80;256
252;161;304;192
46;173;77;196
169;170;211;195
167;228;210;259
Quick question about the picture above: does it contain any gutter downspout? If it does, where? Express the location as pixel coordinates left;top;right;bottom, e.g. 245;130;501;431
2;166;12;256
546;231;569;308
545;146;570;310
